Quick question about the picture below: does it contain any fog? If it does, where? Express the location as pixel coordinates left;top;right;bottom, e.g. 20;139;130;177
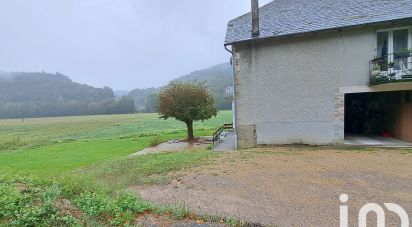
0;0;272;90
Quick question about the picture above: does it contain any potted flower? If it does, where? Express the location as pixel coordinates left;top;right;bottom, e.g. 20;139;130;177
371;64;381;77
395;48;411;58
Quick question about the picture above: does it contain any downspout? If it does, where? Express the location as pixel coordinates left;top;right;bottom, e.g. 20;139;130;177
224;44;237;149
224;44;233;65
224;44;233;55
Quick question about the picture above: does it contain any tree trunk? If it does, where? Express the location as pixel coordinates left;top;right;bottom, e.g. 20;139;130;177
186;121;195;142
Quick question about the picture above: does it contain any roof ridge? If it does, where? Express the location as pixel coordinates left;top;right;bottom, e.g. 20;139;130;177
225;0;412;45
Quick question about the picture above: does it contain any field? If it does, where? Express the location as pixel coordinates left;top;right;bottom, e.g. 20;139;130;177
0;111;232;226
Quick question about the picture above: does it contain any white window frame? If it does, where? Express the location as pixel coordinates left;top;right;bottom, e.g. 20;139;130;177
375;26;412;78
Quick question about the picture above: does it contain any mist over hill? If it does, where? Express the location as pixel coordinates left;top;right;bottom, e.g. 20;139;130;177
0;72;135;119
0;63;233;119
174;63;233;110
128;63;233;112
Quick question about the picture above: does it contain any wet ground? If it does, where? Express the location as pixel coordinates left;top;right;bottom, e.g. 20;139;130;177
213;131;236;152
345;135;412;147
135;146;412;227
131;138;212;156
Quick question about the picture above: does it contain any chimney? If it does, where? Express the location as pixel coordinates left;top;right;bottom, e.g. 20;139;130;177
251;0;260;36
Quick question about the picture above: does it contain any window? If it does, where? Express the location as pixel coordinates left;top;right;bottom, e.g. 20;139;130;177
377;32;388;58
376;27;412;79
393;29;409;70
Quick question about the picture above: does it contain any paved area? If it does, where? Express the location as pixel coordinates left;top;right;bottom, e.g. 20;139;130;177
131;138;211;156
345;135;412;147
213;131;236;152
137;146;412;227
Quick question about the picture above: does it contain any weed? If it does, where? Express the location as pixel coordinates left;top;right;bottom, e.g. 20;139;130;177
75;192;111;217
149;136;163;147
0;177;81;226
0;137;26;151
401;149;412;154
154;204;190;220
74;191;153;226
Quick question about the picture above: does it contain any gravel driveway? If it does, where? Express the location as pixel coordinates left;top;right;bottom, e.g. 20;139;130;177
136;147;412;227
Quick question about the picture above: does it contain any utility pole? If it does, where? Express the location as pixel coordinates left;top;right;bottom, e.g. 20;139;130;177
20;106;24;122
251;0;260;36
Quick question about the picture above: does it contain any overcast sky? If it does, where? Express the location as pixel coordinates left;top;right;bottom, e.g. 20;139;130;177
0;0;272;90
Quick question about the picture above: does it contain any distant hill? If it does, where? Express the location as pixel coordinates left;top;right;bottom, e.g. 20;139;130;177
128;87;159;113
114;90;129;98
128;63;233;112
0;72;135;119
174;63;233;110
0;62;234;119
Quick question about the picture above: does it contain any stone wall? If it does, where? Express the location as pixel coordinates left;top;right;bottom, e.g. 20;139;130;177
232;29;376;147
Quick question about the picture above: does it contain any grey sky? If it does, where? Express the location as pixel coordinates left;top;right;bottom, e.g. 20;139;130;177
0;0;272;90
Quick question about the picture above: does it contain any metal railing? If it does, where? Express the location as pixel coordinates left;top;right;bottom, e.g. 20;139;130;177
212;123;233;147
369;51;412;85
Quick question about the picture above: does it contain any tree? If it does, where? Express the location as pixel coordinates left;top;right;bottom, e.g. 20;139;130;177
116;96;136;114
0;71;135;119
158;81;217;142
145;92;159;113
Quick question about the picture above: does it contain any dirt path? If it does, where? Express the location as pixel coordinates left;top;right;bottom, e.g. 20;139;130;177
136;147;412;227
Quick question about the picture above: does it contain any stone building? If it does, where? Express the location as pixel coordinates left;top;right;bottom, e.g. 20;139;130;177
224;0;412;148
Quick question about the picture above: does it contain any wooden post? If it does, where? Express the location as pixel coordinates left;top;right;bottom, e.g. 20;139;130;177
251;0;260;36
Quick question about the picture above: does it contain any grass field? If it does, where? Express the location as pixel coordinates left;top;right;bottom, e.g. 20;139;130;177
0;112;231;176
0;111;231;226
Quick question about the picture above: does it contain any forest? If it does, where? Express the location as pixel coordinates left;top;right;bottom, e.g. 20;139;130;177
0;63;233;119
128;63;233;113
0;72;135;119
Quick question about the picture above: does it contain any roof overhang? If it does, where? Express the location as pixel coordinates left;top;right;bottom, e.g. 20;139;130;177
225;17;412;46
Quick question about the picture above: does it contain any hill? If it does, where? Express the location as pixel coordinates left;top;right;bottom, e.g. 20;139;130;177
128;87;160;113
128;63;233;112
0;72;135;119
174;63;233;110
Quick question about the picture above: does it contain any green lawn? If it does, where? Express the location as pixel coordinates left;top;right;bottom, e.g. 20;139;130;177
0;111;231;177
0;111;231;226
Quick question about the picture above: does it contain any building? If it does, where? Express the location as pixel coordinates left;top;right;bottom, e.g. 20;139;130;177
224;0;412;148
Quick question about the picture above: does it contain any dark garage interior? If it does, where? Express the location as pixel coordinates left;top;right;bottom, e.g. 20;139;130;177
345;90;412;143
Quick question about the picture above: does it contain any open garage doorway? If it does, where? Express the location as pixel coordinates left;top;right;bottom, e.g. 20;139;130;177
344;90;412;146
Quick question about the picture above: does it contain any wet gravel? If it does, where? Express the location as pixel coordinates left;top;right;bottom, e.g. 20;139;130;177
136;147;412;227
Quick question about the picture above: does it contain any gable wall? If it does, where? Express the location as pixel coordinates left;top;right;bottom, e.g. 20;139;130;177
233;29;375;148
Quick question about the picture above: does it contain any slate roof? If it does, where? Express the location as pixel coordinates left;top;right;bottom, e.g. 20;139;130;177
225;0;412;45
